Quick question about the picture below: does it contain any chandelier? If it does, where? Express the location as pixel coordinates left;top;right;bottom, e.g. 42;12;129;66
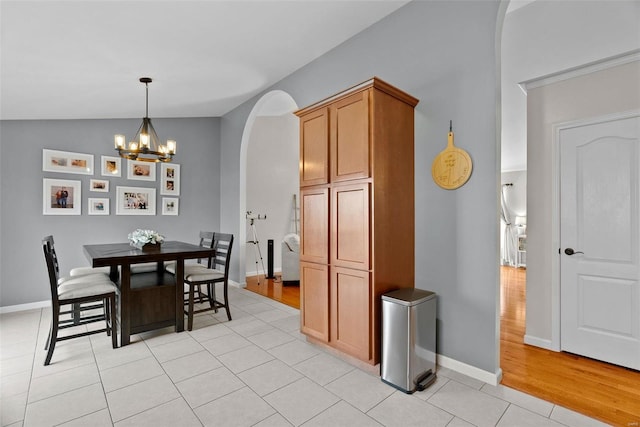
114;77;176;163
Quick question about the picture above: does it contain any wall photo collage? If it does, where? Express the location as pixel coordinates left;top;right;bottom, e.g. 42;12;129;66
42;149;180;216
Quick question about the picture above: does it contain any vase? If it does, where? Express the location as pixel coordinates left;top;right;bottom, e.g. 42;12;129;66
131;242;162;252
142;242;161;252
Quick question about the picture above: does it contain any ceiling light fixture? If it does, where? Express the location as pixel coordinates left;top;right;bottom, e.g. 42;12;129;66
114;77;176;163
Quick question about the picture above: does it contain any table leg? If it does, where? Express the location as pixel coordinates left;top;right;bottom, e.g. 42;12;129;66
120;263;131;346
175;259;184;332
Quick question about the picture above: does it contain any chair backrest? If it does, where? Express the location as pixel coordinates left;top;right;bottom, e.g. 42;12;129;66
212;233;233;279
197;231;215;266
42;235;60;304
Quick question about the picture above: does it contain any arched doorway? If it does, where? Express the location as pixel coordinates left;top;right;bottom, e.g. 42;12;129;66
239;91;299;289
498;1;640;423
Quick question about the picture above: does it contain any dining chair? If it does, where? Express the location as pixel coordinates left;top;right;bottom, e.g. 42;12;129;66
43;236;112;281
42;236;118;365
166;232;233;331
69;265;112;277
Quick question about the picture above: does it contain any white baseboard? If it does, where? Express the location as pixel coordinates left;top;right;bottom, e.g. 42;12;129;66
0;300;49;314
524;334;557;351
229;279;244;288
245;268;282;278
437;354;503;386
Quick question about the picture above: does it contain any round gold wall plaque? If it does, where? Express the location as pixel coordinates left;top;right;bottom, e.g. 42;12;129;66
431;126;472;190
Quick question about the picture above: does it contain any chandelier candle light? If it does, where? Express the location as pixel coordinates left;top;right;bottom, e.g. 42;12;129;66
114;77;177;163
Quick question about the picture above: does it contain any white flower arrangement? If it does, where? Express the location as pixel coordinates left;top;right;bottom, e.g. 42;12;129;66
128;229;164;249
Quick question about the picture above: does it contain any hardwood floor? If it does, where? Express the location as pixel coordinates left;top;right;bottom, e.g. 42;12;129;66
246;268;640;426
245;274;300;309
500;266;640;427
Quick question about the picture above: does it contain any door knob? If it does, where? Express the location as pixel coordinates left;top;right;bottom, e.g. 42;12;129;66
564;248;584;256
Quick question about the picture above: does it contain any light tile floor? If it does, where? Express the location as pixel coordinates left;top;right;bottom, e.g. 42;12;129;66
0;286;609;427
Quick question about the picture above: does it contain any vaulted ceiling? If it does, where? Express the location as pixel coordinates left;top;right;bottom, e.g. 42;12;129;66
2;1;637;172
0;1;408;120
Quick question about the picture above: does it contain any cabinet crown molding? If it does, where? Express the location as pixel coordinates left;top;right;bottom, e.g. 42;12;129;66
295;76;419;117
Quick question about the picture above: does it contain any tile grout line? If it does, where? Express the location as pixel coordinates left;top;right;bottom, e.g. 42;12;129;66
21;308;45;426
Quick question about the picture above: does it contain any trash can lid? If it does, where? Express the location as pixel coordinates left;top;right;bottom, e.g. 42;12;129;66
382;288;435;306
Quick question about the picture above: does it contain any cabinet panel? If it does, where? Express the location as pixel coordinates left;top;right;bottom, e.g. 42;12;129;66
331;267;371;361
300;108;329;186
301;262;329;341
332;183;370;270
331;90;370;183
300;188;329;264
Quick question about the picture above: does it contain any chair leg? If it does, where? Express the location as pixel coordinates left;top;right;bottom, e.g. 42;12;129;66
109;294;118;349
44;305;60;366
208;283;218;313
187;285;195;331
223;280;232;321
72;303;81;325
44;315;53;350
197;284;207;304
104;299;111;336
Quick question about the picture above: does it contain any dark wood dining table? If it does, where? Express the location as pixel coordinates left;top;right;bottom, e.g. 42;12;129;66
83;241;216;346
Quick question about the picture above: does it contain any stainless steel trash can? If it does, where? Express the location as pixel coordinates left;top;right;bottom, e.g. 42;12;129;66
381;288;436;393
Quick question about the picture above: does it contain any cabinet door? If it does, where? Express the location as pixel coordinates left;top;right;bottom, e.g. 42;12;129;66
300;108;329;187
300;262;329;342
331;183;370;270
330;90;370;183
330;266;371;361
301;187;329;264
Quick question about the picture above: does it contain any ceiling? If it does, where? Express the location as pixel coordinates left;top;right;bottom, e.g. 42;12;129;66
4;1;635;173
0;0;409;121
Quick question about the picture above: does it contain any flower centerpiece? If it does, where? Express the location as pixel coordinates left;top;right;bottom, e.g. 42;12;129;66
128;229;164;251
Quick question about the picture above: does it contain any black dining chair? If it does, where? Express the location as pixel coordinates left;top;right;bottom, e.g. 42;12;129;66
43;235;112;282
42;235;118;365
166;232;233;331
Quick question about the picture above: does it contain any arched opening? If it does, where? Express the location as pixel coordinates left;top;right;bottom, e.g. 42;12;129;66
238;90;299;290
498;1;640;423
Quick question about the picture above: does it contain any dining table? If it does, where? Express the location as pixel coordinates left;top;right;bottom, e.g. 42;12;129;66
83;241;216;346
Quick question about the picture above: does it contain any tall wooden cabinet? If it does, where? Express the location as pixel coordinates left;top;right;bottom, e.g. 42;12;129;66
295;78;418;365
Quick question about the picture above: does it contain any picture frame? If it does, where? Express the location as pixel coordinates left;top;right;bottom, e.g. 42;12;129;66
88;198;109;215
116;186;156;215
43;149;94;175
43;178;81;215
160;163;180;195
89;179;109;192
127;160;156;181
162;197;179;215
101;155;122;177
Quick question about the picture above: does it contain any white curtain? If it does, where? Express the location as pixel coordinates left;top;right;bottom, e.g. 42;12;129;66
500;185;518;266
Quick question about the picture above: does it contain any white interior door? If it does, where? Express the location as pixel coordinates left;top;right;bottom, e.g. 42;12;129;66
560;114;640;370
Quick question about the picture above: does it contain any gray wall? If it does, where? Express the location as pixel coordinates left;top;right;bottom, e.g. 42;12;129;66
221;0;502;374
501;0;640;172
0;117;220;307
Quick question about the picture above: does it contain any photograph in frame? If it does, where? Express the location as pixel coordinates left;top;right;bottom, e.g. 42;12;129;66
43;149;94;175
43;178;81;215
90;179;109;192
116;186;156;215
162;197;179;215
101;155;122;177
160;163;180;196
88;198;109;215
127;160;156;181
